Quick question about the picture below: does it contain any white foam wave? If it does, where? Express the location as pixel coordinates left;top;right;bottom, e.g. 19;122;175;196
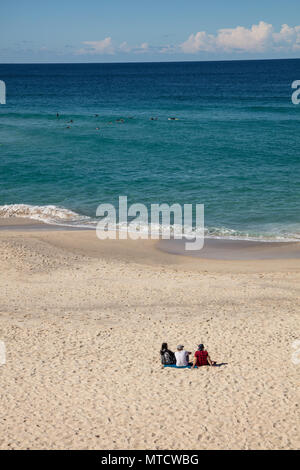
0;204;90;225
0;204;299;242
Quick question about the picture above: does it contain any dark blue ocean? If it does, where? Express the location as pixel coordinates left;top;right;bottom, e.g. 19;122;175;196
0;60;300;240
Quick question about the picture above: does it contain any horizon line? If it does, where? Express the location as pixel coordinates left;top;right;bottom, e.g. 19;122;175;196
0;57;300;66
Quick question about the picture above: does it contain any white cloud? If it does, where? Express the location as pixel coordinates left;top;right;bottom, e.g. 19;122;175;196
181;21;300;54
160;44;177;54
77;37;115;55
273;24;300;50
134;42;149;53
77;39;150;55
217;21;273;52
181;31;216;53
119;41;131;53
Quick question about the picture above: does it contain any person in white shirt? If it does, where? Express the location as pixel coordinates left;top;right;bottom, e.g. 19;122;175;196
174;345;191;366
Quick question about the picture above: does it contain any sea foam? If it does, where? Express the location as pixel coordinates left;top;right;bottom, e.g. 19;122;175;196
0;204;299;242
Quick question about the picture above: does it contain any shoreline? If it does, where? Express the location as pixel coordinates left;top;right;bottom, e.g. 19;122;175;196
158;237;300;260
1;217;300;263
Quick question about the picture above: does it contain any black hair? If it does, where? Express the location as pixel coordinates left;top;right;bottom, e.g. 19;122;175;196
161;343;168;352
198;344;204;351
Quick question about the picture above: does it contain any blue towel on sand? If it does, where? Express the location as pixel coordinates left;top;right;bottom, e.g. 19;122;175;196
164;364;197;369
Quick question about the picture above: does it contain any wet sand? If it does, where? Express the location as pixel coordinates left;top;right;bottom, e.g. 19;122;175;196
1;218;300;262
159;237;300;260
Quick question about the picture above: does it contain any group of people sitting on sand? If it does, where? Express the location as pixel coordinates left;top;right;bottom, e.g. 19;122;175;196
160;343;216;368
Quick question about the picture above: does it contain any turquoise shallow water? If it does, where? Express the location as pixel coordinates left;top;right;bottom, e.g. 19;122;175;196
0;60;300;240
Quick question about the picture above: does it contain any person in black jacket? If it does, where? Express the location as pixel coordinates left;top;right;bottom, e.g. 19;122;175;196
160;343;176;365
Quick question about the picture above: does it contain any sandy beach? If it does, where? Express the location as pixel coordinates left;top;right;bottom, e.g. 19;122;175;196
0;219;299;450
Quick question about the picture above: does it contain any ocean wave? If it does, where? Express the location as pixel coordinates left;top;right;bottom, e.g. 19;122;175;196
0;204;90;225
0;204;299;242
204;227;300;242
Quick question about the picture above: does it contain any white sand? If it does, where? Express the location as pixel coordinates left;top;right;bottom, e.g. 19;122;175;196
0;227;299;449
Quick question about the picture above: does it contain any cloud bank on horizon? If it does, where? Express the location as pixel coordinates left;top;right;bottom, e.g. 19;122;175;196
181;22;300;54
77;22;300;56
77;38;149;55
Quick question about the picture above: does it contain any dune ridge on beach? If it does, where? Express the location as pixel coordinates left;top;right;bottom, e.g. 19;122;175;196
0;223;299;450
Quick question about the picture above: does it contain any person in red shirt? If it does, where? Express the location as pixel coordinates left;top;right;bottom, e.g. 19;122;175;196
192;344;216;368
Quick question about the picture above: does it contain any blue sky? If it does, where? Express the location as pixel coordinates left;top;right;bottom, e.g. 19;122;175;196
1;0;300;63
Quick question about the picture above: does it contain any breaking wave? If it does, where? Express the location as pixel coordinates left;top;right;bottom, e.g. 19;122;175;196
0;204;299;242
0;204;90;225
